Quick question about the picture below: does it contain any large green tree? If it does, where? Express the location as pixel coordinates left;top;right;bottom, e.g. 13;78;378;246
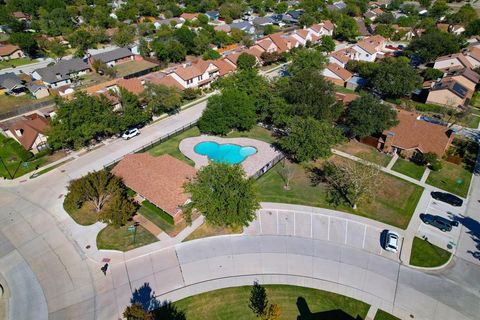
371;58;422;98
280;117;344;162
237;52;257;70
345;95;398;138
183;162;259;227
249;281;269;318
288;48;326;75
141;83;182;115
198;89;256;135
407;30;464;62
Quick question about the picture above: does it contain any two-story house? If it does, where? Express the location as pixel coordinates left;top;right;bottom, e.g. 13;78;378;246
169;60;220;89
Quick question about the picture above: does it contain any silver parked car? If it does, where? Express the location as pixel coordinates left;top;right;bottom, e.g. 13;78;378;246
122;128;140;140
384;230;400;253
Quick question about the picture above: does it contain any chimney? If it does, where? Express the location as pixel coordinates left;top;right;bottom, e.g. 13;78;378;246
56;73;62;80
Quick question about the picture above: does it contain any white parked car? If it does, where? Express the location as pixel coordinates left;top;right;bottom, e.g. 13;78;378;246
122;128;140;140
384;230;400;253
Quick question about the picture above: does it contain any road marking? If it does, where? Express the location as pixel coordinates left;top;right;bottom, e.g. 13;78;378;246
345;221;348;244
258;211;263;234
293;211;296;236
327;216;330;240
310;212;313;238
276;210;279;235
362;225;367;248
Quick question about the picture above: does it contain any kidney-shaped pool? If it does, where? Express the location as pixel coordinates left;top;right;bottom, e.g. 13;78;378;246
194;141;257;164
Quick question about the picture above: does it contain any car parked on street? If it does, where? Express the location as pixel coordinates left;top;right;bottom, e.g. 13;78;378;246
122;128;140;140
384;230;400;253
431;191;463;207
420;213;453;232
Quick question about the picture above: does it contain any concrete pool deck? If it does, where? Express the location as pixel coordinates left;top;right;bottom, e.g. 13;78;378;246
179;136;283;177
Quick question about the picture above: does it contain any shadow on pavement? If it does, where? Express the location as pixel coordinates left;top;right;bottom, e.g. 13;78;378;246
130;282;186;320
449;213;480;260
296;297;364;320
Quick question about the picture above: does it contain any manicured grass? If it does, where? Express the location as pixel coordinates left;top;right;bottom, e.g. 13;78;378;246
374;309;400;320
391;158;426;180
336;140;392;167
174;285;370;320
463;114;480;129
64;200;99;226
334;84;356;94
138;201;199;237
183;222;242;242
426;160;472;197
114;60;158;77
227;126;275;144
31;158;73;177
409;237;452;268
0;58;37;70
255;157;423;229
97;222;158;251
147;127;200;165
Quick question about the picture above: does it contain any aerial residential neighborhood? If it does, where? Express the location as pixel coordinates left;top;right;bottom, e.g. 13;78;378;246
1;0;480;320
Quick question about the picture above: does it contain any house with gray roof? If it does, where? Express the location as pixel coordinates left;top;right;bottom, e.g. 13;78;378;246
32;58;90;88
229;21;255;34
205;11;219;20
253;16;274;27
0;72;26;95
89;47;134;67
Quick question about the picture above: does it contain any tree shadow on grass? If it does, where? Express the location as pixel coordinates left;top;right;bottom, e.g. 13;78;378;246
130;282;186;320
296;297;364;320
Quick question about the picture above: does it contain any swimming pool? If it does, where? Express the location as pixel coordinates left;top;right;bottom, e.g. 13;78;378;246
194;141;257;164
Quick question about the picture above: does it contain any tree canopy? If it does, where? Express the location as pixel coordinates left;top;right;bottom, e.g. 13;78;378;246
406;30;464;62
371;58;422;98
345;94;398;138
237;52;257;70
280;116;345;162
183;162;259;228
198;88;256;135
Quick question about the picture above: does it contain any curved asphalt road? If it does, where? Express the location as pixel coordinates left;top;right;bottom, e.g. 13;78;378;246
0;99;479;319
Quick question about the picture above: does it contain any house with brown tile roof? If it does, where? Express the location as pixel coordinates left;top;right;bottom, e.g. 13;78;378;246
323;63;353;86
169;59;219;89
12;11;31;21
3;113;50;153
255;38;278;53
210;58;237;76
329;47;359;67
111;153;196;223
180;12;199;21
376;109;454;159
142;72;185;91
0;44;25;61
292;28;313;46
445;68;480;92
267;32;299;53
352;35;386;62
464;47;480;69
116;78;144;95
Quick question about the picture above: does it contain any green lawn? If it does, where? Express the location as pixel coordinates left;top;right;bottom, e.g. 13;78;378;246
426;160;472;197
374;309;400;320
183;222;242;242
97;222;158;251
255;158;423;229
64;199;99;226
334;84;356;94
0;94;52;116
174;285;370;320
409;237;452;268
114;60;158;77
336;140;392;167
0;58;37;70
227;126;275;144
147;127;200;165
391;158;426;180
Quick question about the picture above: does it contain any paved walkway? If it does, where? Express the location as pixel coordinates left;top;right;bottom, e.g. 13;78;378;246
133;214;163;239
366;305;378;320
385;153;398;170
420;167;431;183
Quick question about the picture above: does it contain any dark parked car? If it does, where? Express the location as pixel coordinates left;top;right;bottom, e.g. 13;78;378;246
431;191;463;207
420;214;453;232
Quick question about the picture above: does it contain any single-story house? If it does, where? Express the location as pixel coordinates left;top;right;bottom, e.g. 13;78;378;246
112;153;197;224
229;21;255;34
89;47;134;67
0;44;25;61
180;13;199;21
205;11;220;20
27;83;50;99
253;16;274;27
153;18;185;29
376;109;454;159
0;72;27;96
322;63;353;86
444;68;480;92
3;113;50;153
426;78;472;109
433;53;473;71
32;58;91;88
327;1;347;11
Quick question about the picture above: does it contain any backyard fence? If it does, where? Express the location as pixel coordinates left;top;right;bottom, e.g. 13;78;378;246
0;100;55;121
252;153;285;179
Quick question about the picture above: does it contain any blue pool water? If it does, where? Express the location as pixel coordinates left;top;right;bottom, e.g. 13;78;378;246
194;141;257;164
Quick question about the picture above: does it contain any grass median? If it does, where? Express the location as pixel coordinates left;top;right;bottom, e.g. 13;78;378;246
409;237;451;268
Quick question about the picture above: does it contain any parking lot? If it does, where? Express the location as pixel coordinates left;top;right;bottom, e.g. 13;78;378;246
245;206;402;261
416;196;465;253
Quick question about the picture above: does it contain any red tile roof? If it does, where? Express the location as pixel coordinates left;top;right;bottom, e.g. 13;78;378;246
116;78;144;95
384;109;454;156
112;154;197;217
210;58;236;76
0;44;22;57
326;63;353;81
8;114;50;150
